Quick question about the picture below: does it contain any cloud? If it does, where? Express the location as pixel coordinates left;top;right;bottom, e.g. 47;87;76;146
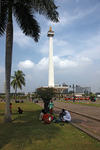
48;4;99;27
18;60;34;69
54;39;68;47
14;29;35;48
40;38;75;57
63;5;98;25
77;32;100;61
54;56;78;68
54;39;75;57
18;58;48;70
36;57;48;70
14;30;29;47
54;55;92;69
18;54;92;71
40;40;48;54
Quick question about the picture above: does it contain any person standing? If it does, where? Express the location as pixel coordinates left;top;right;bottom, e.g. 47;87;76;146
49;100;54;114
73;95;76;102
10;103;12;114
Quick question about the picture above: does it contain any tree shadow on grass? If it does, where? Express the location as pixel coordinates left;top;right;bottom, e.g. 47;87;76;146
0;110;61;149
0;113;4;116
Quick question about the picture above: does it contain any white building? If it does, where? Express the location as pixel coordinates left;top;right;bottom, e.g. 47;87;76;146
75;85;91;94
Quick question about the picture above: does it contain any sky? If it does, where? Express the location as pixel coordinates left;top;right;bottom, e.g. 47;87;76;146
0;0;100;93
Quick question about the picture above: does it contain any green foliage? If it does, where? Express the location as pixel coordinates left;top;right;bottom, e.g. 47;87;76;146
64;101;100;107
36;87;55;112
11;70;25;102
90;93;96;97
11;70;25;90
32;92;39;99
0;95;5;99
36;87;55;102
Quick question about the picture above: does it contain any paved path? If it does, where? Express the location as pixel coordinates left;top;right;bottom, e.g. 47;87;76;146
54;101;100;120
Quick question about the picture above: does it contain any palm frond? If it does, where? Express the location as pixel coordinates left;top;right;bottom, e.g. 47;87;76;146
20;78;25;86
17;80;22;89
13;3;40;42
31;0;59;22
11;70;25;91
11;75;15;79
11;80;17;89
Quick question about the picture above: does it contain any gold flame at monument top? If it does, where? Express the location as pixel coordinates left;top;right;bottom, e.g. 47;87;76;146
49;26;52;31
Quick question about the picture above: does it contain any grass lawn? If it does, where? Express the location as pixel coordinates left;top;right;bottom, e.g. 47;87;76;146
0;102;100;150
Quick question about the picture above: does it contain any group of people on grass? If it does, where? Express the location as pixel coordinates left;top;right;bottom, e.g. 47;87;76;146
9;100;71;124
39;100;71;124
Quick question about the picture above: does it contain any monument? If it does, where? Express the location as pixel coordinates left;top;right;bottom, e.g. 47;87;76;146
47;27;54;87
47;27;68;95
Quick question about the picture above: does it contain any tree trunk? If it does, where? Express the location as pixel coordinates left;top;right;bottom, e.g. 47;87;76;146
15;85;17;102
44;101;49;113
4;7;13;122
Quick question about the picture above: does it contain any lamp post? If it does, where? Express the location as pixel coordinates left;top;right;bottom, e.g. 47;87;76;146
68;84;76;102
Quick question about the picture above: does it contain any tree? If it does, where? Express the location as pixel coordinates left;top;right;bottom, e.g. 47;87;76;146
0;0;59;122
11;70;25;102
36;87;55;113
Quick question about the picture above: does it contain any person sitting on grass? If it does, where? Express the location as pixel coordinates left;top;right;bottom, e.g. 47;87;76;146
39;109;45;121
59;109;71;123
18;107;23;114
42;112;54;124
39;109;56;124
59;109;66;121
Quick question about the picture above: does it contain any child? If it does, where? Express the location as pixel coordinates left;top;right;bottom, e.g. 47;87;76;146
18;107;23;114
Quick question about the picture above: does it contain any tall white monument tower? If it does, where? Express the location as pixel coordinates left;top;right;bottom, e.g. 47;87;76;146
47;27;54;87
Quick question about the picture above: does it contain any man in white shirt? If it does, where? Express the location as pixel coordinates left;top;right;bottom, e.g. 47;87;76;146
62;110;71;122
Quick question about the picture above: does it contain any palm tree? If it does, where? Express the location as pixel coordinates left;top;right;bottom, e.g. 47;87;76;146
11;70;25;102
0;0;59;122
